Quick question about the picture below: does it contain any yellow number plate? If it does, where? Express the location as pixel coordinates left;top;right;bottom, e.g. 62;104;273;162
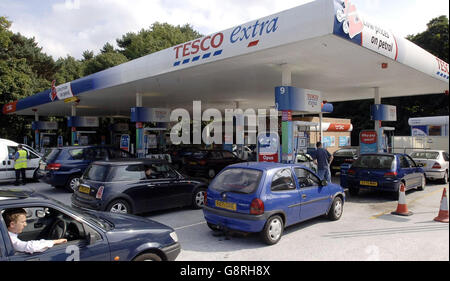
360;181;378;187
78;185;91;194
215;200;237;211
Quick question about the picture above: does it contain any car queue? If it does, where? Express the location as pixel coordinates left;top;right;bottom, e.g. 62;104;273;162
1;140;447;261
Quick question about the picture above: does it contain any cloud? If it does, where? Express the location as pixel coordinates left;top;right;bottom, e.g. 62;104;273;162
3;0;447;60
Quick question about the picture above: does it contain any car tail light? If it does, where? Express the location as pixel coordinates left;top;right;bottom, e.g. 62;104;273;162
348;169;356;175
96;186;104;199
384;172;398;178
432;163;442;169
46;163;61;171
199;160;207;166
344;159;355;163
250;198;264;215
204;191;207;206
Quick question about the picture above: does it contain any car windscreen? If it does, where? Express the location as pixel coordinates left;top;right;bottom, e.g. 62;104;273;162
44;148;62;162
352;155;394;169
334;150;355;157
83;164;109;181
210;168;262;194
410;152;439;160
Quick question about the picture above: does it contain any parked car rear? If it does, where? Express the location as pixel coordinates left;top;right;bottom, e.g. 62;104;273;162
37;146;133;191
346;153;425;198
330;148;359;176
410;150;449;184
184;150;245;178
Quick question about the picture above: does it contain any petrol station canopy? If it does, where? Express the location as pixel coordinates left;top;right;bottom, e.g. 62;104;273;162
2;0;449;118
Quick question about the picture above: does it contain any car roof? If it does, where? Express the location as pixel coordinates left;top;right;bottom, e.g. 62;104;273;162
0;188;49;206
226;162;306;171
91;158;167;166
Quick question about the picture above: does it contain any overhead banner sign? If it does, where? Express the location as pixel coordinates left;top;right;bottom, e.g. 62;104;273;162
370;104;397;121
131;107;171;123
50;81;74;102
275;86;323;113
32;121;58;131
67;116;99;127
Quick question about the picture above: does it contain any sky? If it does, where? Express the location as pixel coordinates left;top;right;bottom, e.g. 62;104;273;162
1;0;448;60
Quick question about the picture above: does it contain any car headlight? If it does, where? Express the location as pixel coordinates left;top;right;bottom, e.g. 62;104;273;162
169;231;178;243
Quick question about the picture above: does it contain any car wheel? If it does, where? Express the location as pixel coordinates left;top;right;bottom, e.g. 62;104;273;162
66;175;81;193
107;199;132;214
133;253;162;261
208;169;216;179
442;171;448;184
328;196;343;221
192;188;207;209
418;174;426;191
260;215;284;245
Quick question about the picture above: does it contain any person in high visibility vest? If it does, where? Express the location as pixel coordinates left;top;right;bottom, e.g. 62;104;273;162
14;144;28;186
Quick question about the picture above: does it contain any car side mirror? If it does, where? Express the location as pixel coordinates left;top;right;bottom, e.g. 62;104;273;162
320;179;328;186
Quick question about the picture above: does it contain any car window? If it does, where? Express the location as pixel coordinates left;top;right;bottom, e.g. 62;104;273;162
443;152;449;162
271;169;296;192
405;155;416;167
334;150;355;157
144;163;177;179
352;155;394;169
84;164;110;181
7;146;17;159
110;164;146;181
294;168;321;188
222;151;236;159
83;148;108;161
69;149;85;160
25;149;40;159
410;152;439;160
399;156;411;168
44;148;62;162
210;152;222;160
210;168;262;194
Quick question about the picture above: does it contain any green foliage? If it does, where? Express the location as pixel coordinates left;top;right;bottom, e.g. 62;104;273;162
117;22;202;60
83;51;128;76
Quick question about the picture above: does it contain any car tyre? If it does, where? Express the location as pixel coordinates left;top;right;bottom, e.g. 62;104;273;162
328;196;343;221
66;175;81;193
260;215;284;246
417;174;426;191
133;253;162;261
442;171;448;184
107;199;132;214
192;187;207;209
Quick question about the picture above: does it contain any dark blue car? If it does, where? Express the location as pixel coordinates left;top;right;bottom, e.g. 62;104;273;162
37;146;132;192
203;162;345;245
0;188;180;261
346;153;426;198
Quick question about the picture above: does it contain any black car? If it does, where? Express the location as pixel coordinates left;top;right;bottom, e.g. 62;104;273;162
37;145;133;192
330;148;359;176
0;188;180;261
183;150;246;178
71;159;208;215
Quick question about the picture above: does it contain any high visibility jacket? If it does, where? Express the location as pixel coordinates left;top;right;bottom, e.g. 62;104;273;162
14;149;28;170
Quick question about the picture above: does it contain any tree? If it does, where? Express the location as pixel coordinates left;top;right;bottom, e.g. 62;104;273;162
54;55;84;84
117;22;202;60
83;51;128;76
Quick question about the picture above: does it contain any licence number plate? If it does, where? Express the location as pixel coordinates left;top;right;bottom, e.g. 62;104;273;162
215;200;237;211
332;166;341;170
189;162;197;165
78;185;91;194
360;181;378;187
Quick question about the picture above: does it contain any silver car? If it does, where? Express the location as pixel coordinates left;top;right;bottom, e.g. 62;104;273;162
295;153;317;173
410;150;449;184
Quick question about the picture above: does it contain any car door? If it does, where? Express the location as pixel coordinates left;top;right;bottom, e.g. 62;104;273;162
295;167;331;221
269;168;301;226
405;155;422;187
23;148;40;179
398;155;415;189
5;146;17;180
0;146;10;182
3;205;110;261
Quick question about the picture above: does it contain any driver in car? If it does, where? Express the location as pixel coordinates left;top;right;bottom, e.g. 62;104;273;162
3;208;67;254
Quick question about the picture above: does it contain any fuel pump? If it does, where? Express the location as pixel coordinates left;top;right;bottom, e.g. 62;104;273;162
292;121;318;163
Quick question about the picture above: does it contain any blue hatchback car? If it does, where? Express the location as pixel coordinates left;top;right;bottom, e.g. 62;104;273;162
0;188;180;261
203;162;345;245
37;146;133;192
346;153;426;198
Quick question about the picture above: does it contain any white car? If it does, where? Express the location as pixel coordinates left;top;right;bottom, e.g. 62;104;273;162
410;150;449;184
0;138;42;183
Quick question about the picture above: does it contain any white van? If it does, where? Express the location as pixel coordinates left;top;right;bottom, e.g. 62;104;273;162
0;138;41;183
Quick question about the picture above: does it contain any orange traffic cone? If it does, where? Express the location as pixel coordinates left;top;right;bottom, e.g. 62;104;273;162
391;184;413;216
434;188;449;223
